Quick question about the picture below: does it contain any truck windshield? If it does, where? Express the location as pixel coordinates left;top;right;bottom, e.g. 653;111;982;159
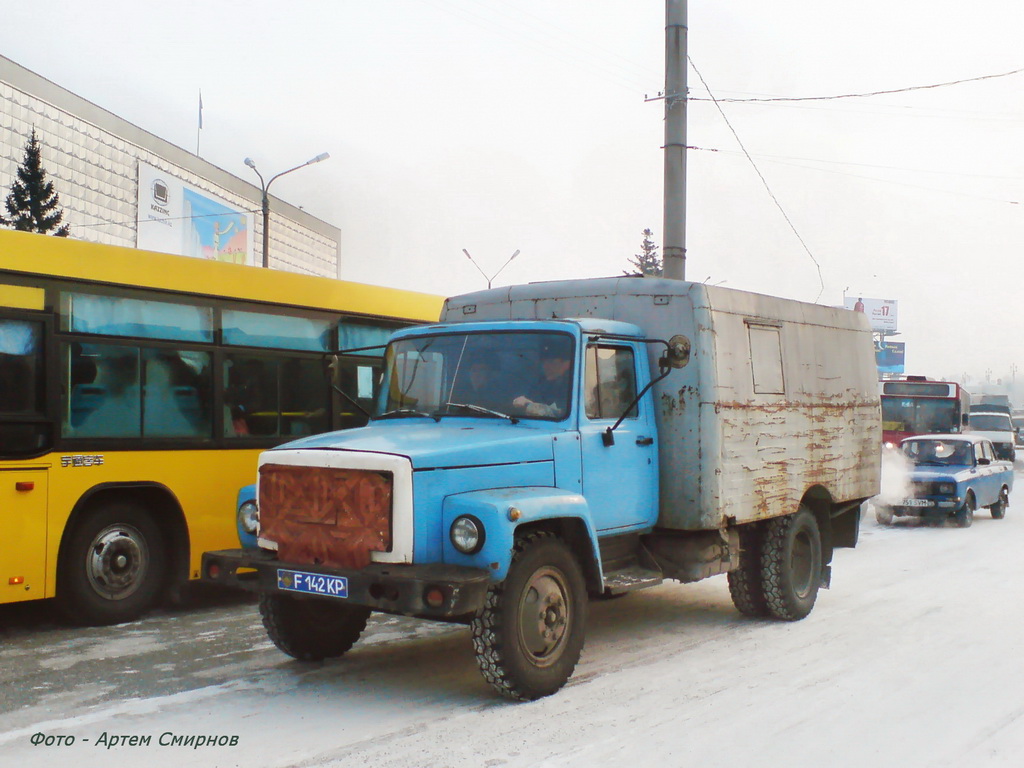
969;413;1013;431
377;331;575;421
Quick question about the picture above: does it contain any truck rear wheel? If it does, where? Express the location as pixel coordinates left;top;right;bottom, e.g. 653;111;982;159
761;506;822;621
260;594;371;661
470;531;588;701
727;522;770;617
57;502;167;626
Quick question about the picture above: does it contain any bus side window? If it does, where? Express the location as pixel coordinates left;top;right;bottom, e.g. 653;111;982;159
223;355;275;437
142;350;211;438
280;357;329;436
65;343;142;438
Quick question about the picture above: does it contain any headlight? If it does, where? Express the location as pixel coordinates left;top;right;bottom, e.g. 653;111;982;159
238;500;259;535
450;515;485;554
938;483;955;494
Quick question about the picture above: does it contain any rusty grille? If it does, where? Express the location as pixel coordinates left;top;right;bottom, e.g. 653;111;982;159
258;464;393;570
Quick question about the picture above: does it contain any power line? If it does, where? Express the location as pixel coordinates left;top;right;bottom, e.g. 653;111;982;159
688;56;825;302
689;67;1024;104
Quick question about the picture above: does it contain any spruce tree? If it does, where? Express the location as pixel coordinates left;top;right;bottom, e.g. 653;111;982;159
1;129;70;236
624;228;662;277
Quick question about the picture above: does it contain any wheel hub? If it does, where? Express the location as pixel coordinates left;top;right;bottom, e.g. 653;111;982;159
86;525;147;600
518;568;570;667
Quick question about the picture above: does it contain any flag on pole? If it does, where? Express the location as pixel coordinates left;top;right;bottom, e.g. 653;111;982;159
198;90;204;129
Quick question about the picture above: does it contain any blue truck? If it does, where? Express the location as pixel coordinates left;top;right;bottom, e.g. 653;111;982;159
203;278;880;700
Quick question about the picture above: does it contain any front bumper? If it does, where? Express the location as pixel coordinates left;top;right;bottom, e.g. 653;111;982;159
202;549;491;619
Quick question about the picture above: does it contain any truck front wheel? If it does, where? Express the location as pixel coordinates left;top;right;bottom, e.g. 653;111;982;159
761;506;822;621
260;594;371;661
471;532;588;701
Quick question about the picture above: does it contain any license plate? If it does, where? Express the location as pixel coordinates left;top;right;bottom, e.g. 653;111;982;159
277;569;349;598
899;498;933;507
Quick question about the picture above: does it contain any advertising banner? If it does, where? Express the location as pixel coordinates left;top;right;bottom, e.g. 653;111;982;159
875;340;905;374
136;162;254;265
844;296;898;332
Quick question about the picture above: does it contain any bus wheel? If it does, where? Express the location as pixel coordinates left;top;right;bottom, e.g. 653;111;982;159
471;531;588;701
260;594;370;661
57;502;167;626
761;506;822;622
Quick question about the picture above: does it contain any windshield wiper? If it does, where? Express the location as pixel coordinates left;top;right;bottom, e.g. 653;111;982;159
374;409;441;422
444;401;520;424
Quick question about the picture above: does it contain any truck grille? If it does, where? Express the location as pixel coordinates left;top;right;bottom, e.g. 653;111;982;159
258;464;393;570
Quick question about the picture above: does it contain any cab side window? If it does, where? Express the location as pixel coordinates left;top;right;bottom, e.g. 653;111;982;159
584;345;637;420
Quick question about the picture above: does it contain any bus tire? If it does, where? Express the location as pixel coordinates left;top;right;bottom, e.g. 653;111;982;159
57;502;167;626
259;594;370;661
728;521;770;617
470;531;588;701
761;506;822;622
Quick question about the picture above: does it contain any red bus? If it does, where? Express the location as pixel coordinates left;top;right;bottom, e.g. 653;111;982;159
879;377;971;447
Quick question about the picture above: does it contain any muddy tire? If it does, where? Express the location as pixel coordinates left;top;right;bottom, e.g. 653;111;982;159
728;522;770;617
260;594;370;661
990;487;1008;520
954;493;975;528
761;506;822;621
470;531;588;701
57;502;167;626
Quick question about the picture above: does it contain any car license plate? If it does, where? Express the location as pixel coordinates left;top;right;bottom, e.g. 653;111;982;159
277;569;348;598
900;498;932;507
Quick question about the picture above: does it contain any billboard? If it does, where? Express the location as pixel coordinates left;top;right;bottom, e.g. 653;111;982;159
845;296;898;332
875;340;905;374
136;162;254;265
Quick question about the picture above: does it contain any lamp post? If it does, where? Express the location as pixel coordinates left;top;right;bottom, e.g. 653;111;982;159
462;248;520;289
244;153;330;268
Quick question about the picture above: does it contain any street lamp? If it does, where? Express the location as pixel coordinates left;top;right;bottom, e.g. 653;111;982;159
462;248;520;289
244;152;330;268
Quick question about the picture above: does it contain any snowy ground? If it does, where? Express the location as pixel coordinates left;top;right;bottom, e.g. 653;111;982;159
2;466;1023;768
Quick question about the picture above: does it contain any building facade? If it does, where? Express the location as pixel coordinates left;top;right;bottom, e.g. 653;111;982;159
0;55;340;277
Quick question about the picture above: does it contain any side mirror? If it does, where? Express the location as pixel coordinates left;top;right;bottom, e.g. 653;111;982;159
978;457;990;465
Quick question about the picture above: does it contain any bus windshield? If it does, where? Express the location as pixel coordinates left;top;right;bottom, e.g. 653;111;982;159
881;396;958;434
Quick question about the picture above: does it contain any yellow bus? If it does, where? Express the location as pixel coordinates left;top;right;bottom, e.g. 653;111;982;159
0;230;442;625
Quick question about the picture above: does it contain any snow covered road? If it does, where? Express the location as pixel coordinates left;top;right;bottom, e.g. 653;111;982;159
3;468;1023;767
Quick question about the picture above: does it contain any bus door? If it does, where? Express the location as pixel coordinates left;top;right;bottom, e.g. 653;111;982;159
0;309;54;603
0;467;48;603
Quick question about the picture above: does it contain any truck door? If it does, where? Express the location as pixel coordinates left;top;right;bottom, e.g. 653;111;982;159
578;343;658;531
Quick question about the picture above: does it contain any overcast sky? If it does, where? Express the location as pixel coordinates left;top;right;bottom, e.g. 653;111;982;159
2;1;1023;385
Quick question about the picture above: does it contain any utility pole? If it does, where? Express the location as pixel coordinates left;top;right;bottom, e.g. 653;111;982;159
662;0;687;281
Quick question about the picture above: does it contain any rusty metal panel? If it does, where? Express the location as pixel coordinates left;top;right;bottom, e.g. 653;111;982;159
258;464;392;570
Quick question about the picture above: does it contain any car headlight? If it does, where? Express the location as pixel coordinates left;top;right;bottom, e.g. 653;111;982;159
238;500;259;535
938;483;955;494
450;515;485;554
